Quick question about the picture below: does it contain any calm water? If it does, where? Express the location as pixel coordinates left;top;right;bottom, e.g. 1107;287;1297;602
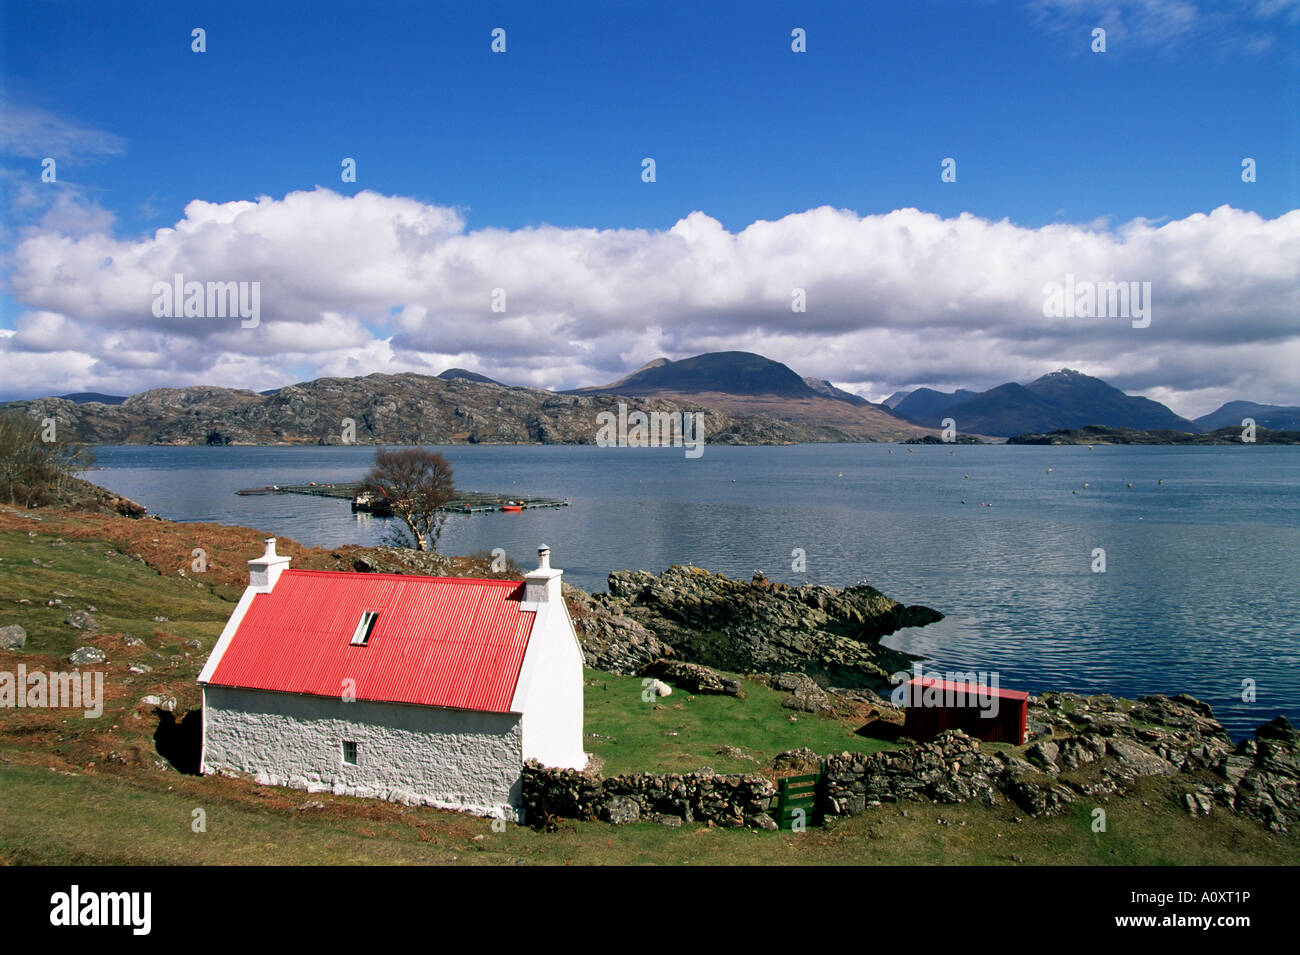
85;443;1299;737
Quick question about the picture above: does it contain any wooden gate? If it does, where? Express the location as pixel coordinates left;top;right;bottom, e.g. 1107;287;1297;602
774;768;823;830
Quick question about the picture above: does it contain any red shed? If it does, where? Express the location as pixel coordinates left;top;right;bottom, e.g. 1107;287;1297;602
901;677;1029;745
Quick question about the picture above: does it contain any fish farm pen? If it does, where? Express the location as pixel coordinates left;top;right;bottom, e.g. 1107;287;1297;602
235;482;571;514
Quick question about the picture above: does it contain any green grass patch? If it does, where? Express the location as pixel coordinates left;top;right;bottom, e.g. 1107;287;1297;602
2;760;1294;866
583;669;897;776
0;530;229;662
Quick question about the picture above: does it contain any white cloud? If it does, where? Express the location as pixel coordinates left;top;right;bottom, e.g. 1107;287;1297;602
1028;0;1299;56
2;188;1297;417
0;105;128;162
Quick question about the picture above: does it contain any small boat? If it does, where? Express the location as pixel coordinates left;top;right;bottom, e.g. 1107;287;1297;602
501;504;523;512
352;490;393;515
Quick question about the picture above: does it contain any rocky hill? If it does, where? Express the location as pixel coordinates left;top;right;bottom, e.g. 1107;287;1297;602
3;370;931;446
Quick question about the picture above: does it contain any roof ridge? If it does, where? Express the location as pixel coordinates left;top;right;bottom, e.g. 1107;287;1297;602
282;567;524;585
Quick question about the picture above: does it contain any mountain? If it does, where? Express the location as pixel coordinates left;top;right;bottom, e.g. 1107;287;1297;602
438;368;505;386
882;390;911;409
934;382;1062;436
57;392;126;405
572;351;817;398
569;351;929;441
1195;400;1300;432
583;357;672;392
1022;369;1196;432
893;388;978;426
802;377;871;405
896;369;1200;437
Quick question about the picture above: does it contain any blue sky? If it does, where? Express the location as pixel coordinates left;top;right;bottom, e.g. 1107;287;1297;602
1;0;1297;413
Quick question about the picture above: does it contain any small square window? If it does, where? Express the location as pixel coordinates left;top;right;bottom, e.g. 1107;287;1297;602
342;740;357;765
350;611;379;646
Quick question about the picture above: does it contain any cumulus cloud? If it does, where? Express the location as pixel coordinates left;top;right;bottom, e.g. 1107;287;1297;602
2;188;1297;416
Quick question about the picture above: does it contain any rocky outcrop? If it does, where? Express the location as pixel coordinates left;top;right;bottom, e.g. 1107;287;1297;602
565;583;676;673
638;660;744;697
819;693;1299;834
573;566;940;687
45;476;147;517
1219;716;1299;833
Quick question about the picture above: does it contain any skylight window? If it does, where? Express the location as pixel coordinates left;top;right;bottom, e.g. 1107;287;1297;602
350;610;379;646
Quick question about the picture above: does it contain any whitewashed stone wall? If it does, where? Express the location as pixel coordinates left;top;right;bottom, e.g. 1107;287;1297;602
201;685;524;816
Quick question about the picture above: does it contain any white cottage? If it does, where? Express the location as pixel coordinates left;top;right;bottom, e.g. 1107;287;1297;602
197;540;587;818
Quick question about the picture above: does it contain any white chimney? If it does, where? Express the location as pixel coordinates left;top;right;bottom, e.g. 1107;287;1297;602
248;537;291;591
524;544;561;604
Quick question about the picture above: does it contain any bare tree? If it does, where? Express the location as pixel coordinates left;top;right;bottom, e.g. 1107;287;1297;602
360;448;455;552
0;411;95;508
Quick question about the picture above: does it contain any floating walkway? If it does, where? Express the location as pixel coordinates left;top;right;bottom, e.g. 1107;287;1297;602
236;481;570;514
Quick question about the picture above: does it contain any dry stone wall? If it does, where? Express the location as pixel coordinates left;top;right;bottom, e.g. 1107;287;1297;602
522;762;779;829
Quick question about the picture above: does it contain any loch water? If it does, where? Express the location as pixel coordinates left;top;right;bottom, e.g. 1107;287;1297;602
85;442;1300;737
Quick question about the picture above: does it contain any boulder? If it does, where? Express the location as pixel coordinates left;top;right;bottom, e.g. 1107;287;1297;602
639;660;740;696
68;646;106;665
599;797;642;825
1025;740;1060;773
1256;715;1298;744
64;610;100;631
1006;778;1076;817
0;624;26;649
1106;738;1177;777
775;672;835;714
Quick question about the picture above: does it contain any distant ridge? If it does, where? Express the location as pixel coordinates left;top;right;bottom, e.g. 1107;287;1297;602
57;392;127;405
803;377;871;406
438;368;505;386
1195;400;1300;432
892;369;1198;437
893;387;977;424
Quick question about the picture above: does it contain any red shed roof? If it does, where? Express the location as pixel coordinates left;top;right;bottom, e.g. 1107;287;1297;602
904;676;1030;702
204;569;535;713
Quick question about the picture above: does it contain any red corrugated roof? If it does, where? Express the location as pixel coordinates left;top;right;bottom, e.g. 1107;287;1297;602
905;677;1029;702
205;569;535;713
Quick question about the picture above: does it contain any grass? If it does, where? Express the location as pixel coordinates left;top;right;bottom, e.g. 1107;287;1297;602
2;759;1295;866
1;505;1297;865
582;669;897;776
